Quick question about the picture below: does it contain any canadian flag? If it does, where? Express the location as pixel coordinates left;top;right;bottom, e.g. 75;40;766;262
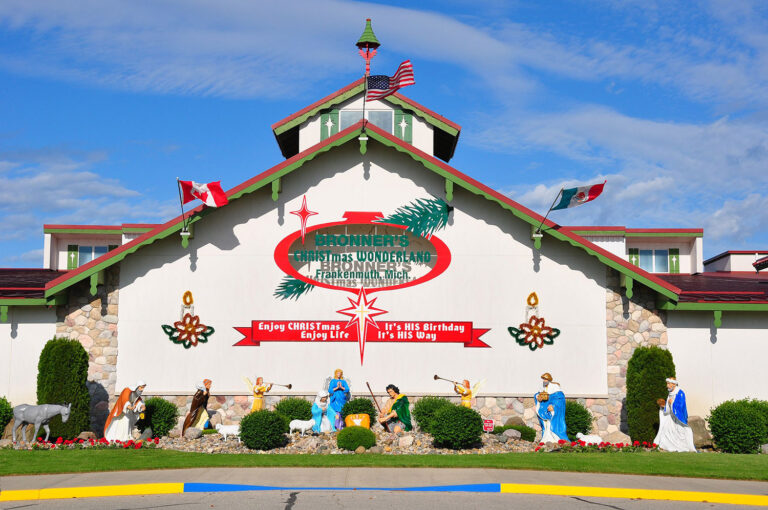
179;180;229;207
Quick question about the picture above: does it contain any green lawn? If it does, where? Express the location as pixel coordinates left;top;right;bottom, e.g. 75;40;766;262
2;449;768;480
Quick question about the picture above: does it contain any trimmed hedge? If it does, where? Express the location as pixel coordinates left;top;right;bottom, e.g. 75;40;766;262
492;424;537;442
337;426;376;451
708;400;767;454
432;405;483;450
240;410;288;451
137;397;179;438
274;397;312;422
0;397;12;433
412;396;452;434
36;337;90;439
626;345;676;443
741;399;768;443
565;401;593;440
340;397;377;423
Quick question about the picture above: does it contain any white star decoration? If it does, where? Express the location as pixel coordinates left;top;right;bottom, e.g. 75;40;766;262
399;118;408;131
325;118;335;129
337;288;387;364
289;195;318;244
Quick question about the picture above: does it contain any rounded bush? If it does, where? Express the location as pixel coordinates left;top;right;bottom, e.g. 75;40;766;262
412;396;452;434
565;401;593;440
340;397;377;423
0;396;12;433
137;397;179;438
626;345;676;443
336;426;376;451
274;397;312;422
240;410;289;451
708;400;767;454
36;337;91;439
431;405;483;450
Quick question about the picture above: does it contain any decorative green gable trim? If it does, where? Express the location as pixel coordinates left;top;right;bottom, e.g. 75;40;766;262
625;232;703;237
658;301;768;312
570;230;626;237
121;227;154;234
0;298;48;306
44;228;122;235
356;19;380;47
394;110;413;143
320;109;340;140
276;85;364;136
668;248;680;274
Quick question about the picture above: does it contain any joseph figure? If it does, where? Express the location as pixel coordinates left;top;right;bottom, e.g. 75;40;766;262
182;379;211;435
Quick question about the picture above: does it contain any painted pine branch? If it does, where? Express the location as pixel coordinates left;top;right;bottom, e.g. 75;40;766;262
377;197;453;238
274;275;315;300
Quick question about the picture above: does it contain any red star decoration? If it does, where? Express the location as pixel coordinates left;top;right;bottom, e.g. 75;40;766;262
337;288;387;364
290;195;318;244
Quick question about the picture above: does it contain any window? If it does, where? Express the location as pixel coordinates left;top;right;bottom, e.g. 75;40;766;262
339;110;393;133
629;248;677;273
69;245;109;268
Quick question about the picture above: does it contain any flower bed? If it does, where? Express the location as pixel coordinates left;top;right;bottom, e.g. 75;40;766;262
534;439;659;453
29;437;160;450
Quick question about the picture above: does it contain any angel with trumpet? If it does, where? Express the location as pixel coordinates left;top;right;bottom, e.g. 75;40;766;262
242;376;273;412
434;375;486;408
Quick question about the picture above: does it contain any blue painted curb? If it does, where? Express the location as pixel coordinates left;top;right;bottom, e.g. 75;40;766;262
184;482;501;493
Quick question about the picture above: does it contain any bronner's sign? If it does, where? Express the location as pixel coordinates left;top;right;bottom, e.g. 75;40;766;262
274;211;451;292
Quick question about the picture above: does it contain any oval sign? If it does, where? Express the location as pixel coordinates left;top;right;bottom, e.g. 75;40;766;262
274;211;451;294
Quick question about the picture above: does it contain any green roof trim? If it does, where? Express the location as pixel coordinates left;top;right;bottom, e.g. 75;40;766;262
44;228;122;235
356;19;380;48
274;84;365;136
0;298;48;306
569;230;626;237
626;232;703;238
658;301;768;311
122;227;154;234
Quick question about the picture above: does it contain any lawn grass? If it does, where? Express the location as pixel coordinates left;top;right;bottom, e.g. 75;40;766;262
2;449;768;480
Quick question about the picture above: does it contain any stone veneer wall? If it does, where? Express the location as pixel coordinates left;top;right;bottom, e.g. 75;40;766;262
55;267;120;435
58;266;667;441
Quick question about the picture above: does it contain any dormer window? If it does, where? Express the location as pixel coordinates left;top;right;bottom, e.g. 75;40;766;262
339;110;393;133
320;108;413;143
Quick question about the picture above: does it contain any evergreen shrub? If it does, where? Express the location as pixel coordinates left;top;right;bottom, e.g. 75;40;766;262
0;396;12;433
336;426;376;451
431;405;483;449
36;337;90;439
626;345;676;443
708;400;767;454
492;424;537;442
341;397;377;423
274;397;312;422
137;397;179;437
412;396;452;434
741;399;768;443
240;410;288;450
565;401;593;440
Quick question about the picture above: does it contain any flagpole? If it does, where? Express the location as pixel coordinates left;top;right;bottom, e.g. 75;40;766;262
361;74;368;132
535;188;564;235
176;178;187;233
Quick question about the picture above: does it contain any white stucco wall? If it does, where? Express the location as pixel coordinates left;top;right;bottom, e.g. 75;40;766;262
582;235;625;258
117;142;607;398
0;307;57;405
666;311;768;417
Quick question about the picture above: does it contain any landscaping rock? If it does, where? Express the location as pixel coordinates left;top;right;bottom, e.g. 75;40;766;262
504;416;526;428
688;416;713;448
355;446;366;454
0;439;12;448
398;435;414;448
604;431;631;444
77;431;97;440
169;428;181;438
369;446;383;454
184;428;203;440
761;444;768;455
503;428;522;440
209;412;223;427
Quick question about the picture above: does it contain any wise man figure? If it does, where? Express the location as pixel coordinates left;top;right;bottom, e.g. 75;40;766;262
378;384;412;434
653;378;696;452
327;368;350;429
243;376;272;412
182;379;212;436
104;381;146;441
534;373;568;443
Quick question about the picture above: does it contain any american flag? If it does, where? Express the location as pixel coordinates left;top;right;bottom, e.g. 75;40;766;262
365;60;415;101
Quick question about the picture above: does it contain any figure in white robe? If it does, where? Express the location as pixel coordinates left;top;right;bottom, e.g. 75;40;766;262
653;378;696;453
311;390;334;433
104;381;146;442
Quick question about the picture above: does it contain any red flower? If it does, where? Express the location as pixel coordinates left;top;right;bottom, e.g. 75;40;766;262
55;437;63;444
534;446;541;452
633;441;639;446
652;443;658;448
557;439;566;445
134;444;142;449
538;442;545;446
37;437;43;441
154;438;160;444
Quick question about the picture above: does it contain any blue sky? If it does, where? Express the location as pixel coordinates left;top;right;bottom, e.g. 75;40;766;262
1;1;767;266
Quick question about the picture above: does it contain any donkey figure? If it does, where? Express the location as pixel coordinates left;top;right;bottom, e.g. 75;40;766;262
12;403;71;443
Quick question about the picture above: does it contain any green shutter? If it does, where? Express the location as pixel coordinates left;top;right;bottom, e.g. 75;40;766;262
668;248;680;273
628;248;639;266
67;245;78;270
394;110;413;143
320;109;339;141
108;244;118;251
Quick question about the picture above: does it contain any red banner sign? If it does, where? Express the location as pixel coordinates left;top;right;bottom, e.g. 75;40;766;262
234;320;490;348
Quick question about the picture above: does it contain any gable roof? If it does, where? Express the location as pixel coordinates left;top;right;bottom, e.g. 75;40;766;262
35;120;681;305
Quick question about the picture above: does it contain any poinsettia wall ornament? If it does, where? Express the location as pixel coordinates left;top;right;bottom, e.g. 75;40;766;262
161;291;215;349
508;292;560;351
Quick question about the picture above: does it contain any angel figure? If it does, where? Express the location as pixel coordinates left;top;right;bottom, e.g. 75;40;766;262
242;376;272;412
454;379;486;408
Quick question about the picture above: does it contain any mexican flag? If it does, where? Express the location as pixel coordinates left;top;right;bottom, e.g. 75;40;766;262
551;181;606;210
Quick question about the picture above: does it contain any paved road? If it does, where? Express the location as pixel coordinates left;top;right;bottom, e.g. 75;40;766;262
2;468;767;509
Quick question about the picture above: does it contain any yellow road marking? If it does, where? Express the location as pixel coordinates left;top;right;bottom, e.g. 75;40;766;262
500;483;768;506
0;483;183;501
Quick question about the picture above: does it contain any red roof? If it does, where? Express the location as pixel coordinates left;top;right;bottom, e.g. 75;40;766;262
0;269;68;298
657;273;768;303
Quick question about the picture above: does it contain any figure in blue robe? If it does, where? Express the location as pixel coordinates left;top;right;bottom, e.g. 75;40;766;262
534;373;568;442
653;378;696;452
311;390;335;433
327;369;350;429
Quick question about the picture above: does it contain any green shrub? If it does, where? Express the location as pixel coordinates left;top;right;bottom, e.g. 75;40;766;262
565;401;593;440
136;397;179;438
0;397;12;433
432;405;483;449
336;426;376;451
36;337;90;439
741;399;768;443
341;397;377;423
626;345;676;443
412;396;452;434
493;424;537;442
240;410;288;450
274;397;312;422
708;400;767;454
